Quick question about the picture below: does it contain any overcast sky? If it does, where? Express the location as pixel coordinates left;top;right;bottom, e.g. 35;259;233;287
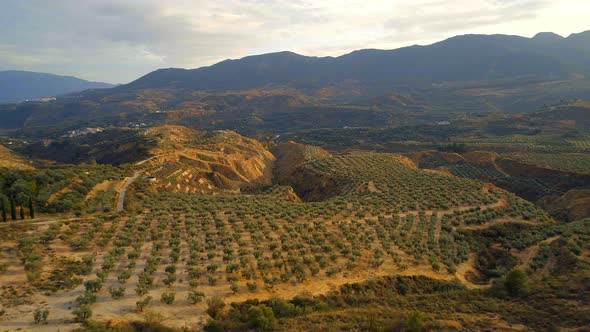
1;0;588;83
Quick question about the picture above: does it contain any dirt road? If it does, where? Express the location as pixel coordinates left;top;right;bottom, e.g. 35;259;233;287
116;172;141;212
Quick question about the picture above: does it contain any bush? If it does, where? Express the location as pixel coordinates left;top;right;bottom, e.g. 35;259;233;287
504;269;529;297
109;286;125;299
84;279;102;293
206;297;225;319
33;308;49;324
230;282;239;294
160;292;176;304
188;291;205;304
75;292;97;306
248;305;276;331
72;306;92;322
246;282;257;292
136;296;152;312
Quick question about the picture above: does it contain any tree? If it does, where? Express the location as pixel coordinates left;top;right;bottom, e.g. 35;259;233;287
33;308;43;324
248;305;276;331
188;290;205;304
72;306;92;322
136;296;152;312
19;205;25;220
206;297;225;319
10;198;16;221
160;292;175;304
84;279;102;293
28;196;34;219
505;269;529;297
1;197;6;222
230;282;239;294
34;308;49;324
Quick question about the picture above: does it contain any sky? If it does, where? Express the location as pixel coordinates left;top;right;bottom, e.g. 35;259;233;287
1;0;589;84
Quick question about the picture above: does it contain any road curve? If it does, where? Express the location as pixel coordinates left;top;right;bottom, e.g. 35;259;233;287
116;172;141;212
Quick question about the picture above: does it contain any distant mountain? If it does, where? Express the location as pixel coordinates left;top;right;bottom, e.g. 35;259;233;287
2;31;590;134
126;31;590;91
0;71;113;104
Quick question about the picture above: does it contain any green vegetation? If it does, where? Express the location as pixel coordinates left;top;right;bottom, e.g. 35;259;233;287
33;308;49;324
0;164;124;215
0;121;587;331
509;153;590;174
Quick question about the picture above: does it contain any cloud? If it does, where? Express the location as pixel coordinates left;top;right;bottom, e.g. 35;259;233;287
382;0;551;42
0;0;586;82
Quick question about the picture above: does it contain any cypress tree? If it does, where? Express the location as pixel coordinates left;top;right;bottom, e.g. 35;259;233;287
1;197;6;222
10;198;17;221
20;205;25;220
28;196;35;219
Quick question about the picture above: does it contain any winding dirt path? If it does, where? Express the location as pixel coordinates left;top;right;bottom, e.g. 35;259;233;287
116;172;141;213
514;235;561;270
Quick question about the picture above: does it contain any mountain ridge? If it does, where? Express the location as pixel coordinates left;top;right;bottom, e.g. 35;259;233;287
124;30;590;91
0;70;114;104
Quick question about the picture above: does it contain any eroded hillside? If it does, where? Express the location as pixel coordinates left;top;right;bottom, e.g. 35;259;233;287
271;141;331;185
137;126;275;193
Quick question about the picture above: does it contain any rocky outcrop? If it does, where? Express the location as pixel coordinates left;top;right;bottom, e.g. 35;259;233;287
139;126;275;193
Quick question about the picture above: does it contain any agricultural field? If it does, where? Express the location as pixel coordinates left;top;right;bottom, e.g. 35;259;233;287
0;151;558;331
507;153;590;174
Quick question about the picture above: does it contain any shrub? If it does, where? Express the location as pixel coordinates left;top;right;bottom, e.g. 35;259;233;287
75;292;97;306
164;274;177;287
206;297;225;319
135;284;149;296
72;306;92;322
246;282;258;292
109;286;125;299
136;296;152;312
267;298;301;318
248;305;276;330
160;292;175;304
230;282;239;294
33;308;49;324
84;280;102;293
504;269;529;297
188;291;205;304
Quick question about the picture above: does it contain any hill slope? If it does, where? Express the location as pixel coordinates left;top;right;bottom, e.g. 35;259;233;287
0;70;113;104
0;144;34;170
138;125;276;193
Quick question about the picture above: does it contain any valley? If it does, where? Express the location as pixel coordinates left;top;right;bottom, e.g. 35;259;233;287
0;123;588;331
0;29;589;332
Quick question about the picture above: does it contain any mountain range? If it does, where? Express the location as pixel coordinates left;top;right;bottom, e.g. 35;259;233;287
125;31;590;91
0;70;113;104
2;31;590;134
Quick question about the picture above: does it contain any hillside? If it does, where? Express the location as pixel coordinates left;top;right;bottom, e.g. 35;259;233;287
0;144;34;170
271;141;331;184
137;126;276;193
408;150;590;220
0;71;113;104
